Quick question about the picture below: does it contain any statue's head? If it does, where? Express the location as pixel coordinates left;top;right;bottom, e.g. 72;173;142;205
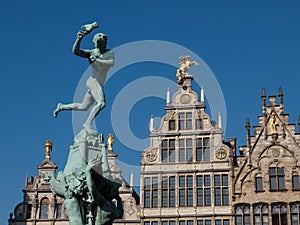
93;33;108;49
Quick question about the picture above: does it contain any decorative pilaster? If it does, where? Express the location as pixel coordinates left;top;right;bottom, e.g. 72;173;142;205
246;118;252;167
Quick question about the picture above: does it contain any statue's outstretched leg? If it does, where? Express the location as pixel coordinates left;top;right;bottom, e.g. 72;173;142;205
83;86;105;131
53;92;95;118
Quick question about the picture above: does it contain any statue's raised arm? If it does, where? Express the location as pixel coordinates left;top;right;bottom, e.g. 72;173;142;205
72;22;99;58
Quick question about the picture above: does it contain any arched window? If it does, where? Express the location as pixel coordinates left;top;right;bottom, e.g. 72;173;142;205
290;202;300;225
235;204;250;225
39;198;49;219
271;203;287;225
253;203;268;225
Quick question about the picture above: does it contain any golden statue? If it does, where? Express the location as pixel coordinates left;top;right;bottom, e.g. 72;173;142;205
176;55;199;84
269;112;278;134
107;133;114;151
45;140;53;159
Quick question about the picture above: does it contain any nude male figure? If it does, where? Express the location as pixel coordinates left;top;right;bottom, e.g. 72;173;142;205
53;22;114;131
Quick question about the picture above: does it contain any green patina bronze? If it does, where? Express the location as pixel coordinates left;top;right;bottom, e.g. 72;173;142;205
46;22;123;225
53;21;114;132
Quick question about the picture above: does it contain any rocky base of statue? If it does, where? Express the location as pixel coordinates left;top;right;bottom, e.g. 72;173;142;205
44;128;123;225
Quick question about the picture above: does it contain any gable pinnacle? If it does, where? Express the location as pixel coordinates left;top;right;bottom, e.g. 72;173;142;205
278;87;284;105
298;115;300;133
261;88;266;108
245;118;251;149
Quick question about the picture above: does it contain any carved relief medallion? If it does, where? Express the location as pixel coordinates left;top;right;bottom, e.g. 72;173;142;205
180;94;191;104
144;149;158;162
216;148;227;160
272;148;280;157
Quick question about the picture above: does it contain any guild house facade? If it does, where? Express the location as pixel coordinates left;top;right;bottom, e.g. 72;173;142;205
8;72;300;225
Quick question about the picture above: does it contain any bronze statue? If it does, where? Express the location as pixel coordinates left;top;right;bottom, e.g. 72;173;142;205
53;22;114;132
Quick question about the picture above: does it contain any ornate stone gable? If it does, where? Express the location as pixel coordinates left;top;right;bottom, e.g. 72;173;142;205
233;88;300;225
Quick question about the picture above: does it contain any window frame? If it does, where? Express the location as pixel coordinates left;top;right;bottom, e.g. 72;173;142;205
269;167;285;191
161;139;175;163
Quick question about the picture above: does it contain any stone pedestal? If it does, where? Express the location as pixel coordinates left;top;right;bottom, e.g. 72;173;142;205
63;129;110;178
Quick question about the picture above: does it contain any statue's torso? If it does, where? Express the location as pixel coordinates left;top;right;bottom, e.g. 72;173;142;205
88;49;114;87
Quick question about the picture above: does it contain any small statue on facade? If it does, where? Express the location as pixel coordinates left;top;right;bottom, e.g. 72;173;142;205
44;140;52;159
269;112;278;135
107;134;114;151
53;22;114;132
176;55;199;84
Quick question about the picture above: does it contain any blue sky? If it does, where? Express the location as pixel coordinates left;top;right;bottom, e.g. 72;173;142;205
1;0;300;222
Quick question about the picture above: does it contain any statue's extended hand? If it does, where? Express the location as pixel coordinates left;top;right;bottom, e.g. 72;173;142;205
79;22;99;36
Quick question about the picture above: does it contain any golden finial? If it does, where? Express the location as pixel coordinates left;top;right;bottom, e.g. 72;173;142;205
269;112;278;135
107;134;114;151
45;140;53;159
175;55;199;84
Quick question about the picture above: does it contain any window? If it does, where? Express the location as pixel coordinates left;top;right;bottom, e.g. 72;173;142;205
215;220;229;225
197;221;203;225
205;221;211;225
179;112;193;130
169;120;176;130
290;202;300;225
144;222;150;225
161;177;168;207
40;198;49;219
152;177;158;207
198;221;212;225
223;220;230;225
180;221;194;225
272;203;287;225
196;175;211;206
152;222;158;225
144;177;151;207
269;167;285;191
253;204;268;225
26;204;32;219
195;119;203;130
179;175;194;206
179;138;193;162
162;139;175;162
161;176;175;207
197;175;203;206
163;221;176;225
292;175;299;190
215;220;222;225
196;138;210;161
235;204;250;225
144;177;158;208
169;176;176;207
56;204;63;219
214;174;229;206
255;176;263;191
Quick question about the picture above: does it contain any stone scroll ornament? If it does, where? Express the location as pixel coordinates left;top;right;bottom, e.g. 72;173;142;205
46;22;123;225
